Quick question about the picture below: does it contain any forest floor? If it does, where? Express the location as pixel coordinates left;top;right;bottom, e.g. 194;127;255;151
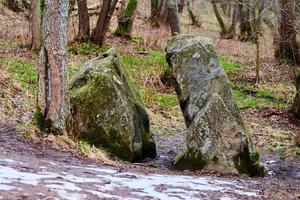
0;2;300;199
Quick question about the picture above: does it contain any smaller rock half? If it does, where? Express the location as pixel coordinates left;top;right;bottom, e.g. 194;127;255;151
68;48;156;162
166;35;265;176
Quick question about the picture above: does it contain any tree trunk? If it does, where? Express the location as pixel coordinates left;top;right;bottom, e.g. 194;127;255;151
37;0;69;133
91;0;118;46
275;0;300;64
150;0;168;27
293;71;300;118
178;0;185;13
31;0;41;50
167;0;180;35
227;3;238;39
114;0;138;38
68;0;76;17
212;0;228;37
77;0;90;41
186;0;199;27
239;0;253;42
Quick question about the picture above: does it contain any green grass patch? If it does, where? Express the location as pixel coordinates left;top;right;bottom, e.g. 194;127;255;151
120;51;168;79
220;57;245;73
140;88;178;107
232;83;288;109
68;43;109;56
5;58;38;94
120;51;174;108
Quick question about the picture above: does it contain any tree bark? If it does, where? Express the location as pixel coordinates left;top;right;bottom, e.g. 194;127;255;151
77;0;90;41
227;2;238;39
239;0;253;42
167;0;180;35
91;0;118;46
150;0;168;27
31;0;41;50
38;0;69;133
178;0;185;13
275;0;300;64
186;0;199;26
212;0;228;37
114;0;138;38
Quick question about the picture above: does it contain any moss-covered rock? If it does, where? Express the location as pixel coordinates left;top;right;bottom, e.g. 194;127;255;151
68;48;156;162
166;35;265;176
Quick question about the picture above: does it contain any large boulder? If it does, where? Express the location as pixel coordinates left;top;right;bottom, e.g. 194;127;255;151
68;49;156;162
166;35;265;176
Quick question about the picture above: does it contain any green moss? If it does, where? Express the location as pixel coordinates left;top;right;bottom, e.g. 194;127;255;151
5;58;38;94
114;0;137;37
32;104;43;126
124;0;137;17
233;146;266;177
172;149;207;171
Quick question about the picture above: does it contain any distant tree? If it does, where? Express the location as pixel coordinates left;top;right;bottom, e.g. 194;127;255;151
167;0;180;35
37;0;69;133
114;0;138;38
212;0;228;37
91;0;118;46
238;0;254;42
31;0;41;50
150;0;180;35
186;0;200;27
76;0;90;42
275;0;300;64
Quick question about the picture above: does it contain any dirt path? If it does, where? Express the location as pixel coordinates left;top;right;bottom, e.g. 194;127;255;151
0;125;299;200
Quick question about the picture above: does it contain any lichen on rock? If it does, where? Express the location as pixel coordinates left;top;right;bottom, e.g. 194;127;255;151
68;48;156;162
166;35;265;176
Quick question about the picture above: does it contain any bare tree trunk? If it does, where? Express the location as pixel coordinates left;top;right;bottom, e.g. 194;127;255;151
68;0;76;17
91;0;118;46
227;2;238;39
293;71;300;119
186;0;199;27
77;0;90;41
31;0;41;50
150;0;168;27
114;0;138;38
178;0;185;13
212;0;228;37
239;0;253;42
252;0;260;83
275;0;300;64
167;0;180;35
37;0;69;133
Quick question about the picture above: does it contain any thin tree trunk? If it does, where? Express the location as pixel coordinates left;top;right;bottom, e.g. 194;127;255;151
167;0;180;35
252;1;260;83
31;0;41;50
212;0;228;37
38;0;69;132
150;0;168;27
91;0;118;46
186;0;199;26
239;0;253;42
114;0;138;38
227;3;238;39
77;0;90;41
